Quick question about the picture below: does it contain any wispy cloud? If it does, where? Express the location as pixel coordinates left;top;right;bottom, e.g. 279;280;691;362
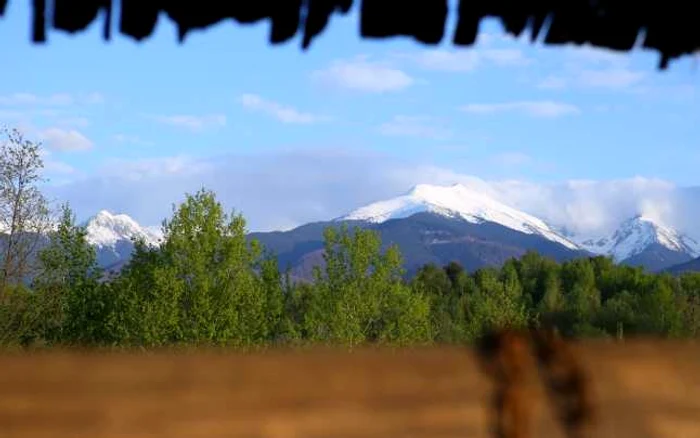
459;101;581;118
239;94;331;124
46;148;699;240
147;114;227;131
537;75;568;90
113;134;154;146
577;68;645;89
0;93;73;106
97;155;213;181
398;48;531;72
565;46;630;66
38;128;94;152
537;46;646;91
378;115;452;140
0;92;105;106
490;151;533;167
54;117;90;128
45;160;76;175
311;56;414;93
38;149;77;179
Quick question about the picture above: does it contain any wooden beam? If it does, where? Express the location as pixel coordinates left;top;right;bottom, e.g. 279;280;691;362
0;341;699;438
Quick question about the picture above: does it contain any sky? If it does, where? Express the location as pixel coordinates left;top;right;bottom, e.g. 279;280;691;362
0;1;699;236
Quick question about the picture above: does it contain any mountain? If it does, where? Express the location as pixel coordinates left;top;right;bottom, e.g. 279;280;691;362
43;185;700;280
340;183;581;250
83;210;162;269
663;256;700;275
251;184;590;280
576;215;700;272
252;213;591;280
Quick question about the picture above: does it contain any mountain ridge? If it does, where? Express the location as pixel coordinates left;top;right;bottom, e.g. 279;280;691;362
69;184;700;276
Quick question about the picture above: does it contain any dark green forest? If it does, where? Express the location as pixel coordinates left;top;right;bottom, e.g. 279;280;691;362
2;129;700;349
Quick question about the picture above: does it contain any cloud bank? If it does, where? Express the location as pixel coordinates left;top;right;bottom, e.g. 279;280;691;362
44;149;700;240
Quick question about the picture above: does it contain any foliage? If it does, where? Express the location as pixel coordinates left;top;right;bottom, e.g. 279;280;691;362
0;128;51;296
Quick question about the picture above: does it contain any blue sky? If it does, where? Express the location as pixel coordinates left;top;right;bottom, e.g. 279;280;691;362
1;1;699;233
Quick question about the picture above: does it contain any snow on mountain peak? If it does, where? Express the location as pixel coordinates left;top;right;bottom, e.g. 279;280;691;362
579;214;700;261
341;183;580;250
84;210;162;248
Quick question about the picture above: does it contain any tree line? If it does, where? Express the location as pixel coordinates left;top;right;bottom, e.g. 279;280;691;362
1;128;700;349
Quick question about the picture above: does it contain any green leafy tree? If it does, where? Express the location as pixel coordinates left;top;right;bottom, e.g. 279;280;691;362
560;258;601;335
106;238;180;346
33;203;103;344
412;263;465;343
309;225;431;346
159;188;270;346
465;267;527;340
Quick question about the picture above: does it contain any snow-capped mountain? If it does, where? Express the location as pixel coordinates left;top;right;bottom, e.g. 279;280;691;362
339;183;580;250
84;210;162;248
82;210;163;270
578;215;700;264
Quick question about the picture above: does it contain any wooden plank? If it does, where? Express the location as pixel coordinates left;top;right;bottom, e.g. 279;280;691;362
0;341;699;438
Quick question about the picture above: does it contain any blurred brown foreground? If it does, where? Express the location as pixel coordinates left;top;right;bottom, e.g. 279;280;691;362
1;341;699;438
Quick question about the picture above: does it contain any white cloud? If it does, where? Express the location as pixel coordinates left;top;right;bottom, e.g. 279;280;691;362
483;48;532;66
148;114;227;131
378;115;452;140
459;101;581;118
0;93;72;106
82;92;105;105
395;47;531;73
577;68;645;89
45;160;76;175
490;152;532;167
44;149;700;241
37;149;78;180
38;128;94;151
113;134;154;146
476;32;520;46
239;94;331;124
537;75;568;90
0;109;25;119
536;46;646;91
98;155;212;181
485;177;683;238
55;117;90;128
0;92;105;107
403;51;480;72
311;56;414;93
565;46;630;66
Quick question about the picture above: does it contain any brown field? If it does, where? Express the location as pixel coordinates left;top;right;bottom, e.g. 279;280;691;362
1;340;699;438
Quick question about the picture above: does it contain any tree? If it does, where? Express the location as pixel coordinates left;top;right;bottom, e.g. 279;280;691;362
0;128;51;297
32;203;102;344
106;238;179;346
412;263;468;343
309;225;432;346
159;188;271;346
465;267;528;340
560;258;601;336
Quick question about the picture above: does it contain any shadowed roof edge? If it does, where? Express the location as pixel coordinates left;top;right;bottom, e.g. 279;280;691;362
1;0;698;70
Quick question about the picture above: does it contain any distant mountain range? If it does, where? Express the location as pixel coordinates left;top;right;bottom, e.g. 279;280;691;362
75;183;700;280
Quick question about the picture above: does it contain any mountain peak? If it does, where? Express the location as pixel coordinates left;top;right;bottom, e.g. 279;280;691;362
340;183;580;250
84;210;162;248
580;214;700;261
